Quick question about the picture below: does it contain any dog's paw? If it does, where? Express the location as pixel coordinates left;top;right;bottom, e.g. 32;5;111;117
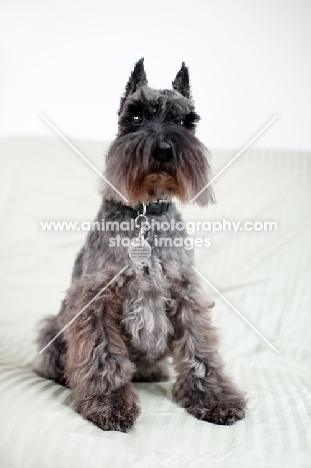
75;384;141;432
197;399;246;425
173;380;246;426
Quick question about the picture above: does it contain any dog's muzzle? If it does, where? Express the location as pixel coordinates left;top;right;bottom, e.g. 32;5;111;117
153;141;173;162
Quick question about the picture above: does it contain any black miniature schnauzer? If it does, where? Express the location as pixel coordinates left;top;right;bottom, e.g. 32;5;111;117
36;58;246;432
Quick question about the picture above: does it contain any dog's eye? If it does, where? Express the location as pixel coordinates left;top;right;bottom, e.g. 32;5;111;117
132;115;143;125
177;119;184;125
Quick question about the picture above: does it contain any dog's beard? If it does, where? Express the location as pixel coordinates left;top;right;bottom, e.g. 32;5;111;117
133;172;179;203
100;124;215;206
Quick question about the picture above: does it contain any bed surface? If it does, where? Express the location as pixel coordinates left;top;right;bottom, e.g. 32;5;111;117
0;136;310;467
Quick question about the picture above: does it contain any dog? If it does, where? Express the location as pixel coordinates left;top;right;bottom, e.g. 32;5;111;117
35;58;246;432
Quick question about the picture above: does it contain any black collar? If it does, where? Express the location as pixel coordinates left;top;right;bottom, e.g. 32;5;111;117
127;200;171;215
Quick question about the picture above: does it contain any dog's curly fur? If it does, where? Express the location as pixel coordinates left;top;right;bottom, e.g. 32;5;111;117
35;58;246;431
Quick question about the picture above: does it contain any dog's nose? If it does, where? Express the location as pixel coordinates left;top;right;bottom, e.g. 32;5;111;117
153;141;173;162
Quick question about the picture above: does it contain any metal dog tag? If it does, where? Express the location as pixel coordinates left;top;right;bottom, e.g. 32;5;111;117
128;238;151;264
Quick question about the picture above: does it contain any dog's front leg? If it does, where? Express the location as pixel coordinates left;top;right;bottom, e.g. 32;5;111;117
64;279;140;432
169;272;246;425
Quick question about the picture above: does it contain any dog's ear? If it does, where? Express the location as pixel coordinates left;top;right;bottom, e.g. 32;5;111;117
119;58;148;114
172;62;191;99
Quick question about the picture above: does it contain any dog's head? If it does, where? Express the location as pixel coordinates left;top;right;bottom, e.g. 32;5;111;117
101;58;214;206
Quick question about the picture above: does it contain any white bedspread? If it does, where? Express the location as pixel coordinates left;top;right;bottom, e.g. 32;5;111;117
0;137;310;467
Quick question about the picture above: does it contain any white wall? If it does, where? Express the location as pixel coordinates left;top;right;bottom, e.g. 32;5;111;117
1;0;310;150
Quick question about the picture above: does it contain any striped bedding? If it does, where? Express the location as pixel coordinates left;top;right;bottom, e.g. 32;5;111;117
0;137;310;468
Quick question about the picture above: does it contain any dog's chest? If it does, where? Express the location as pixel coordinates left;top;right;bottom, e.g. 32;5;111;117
121;265;172;360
